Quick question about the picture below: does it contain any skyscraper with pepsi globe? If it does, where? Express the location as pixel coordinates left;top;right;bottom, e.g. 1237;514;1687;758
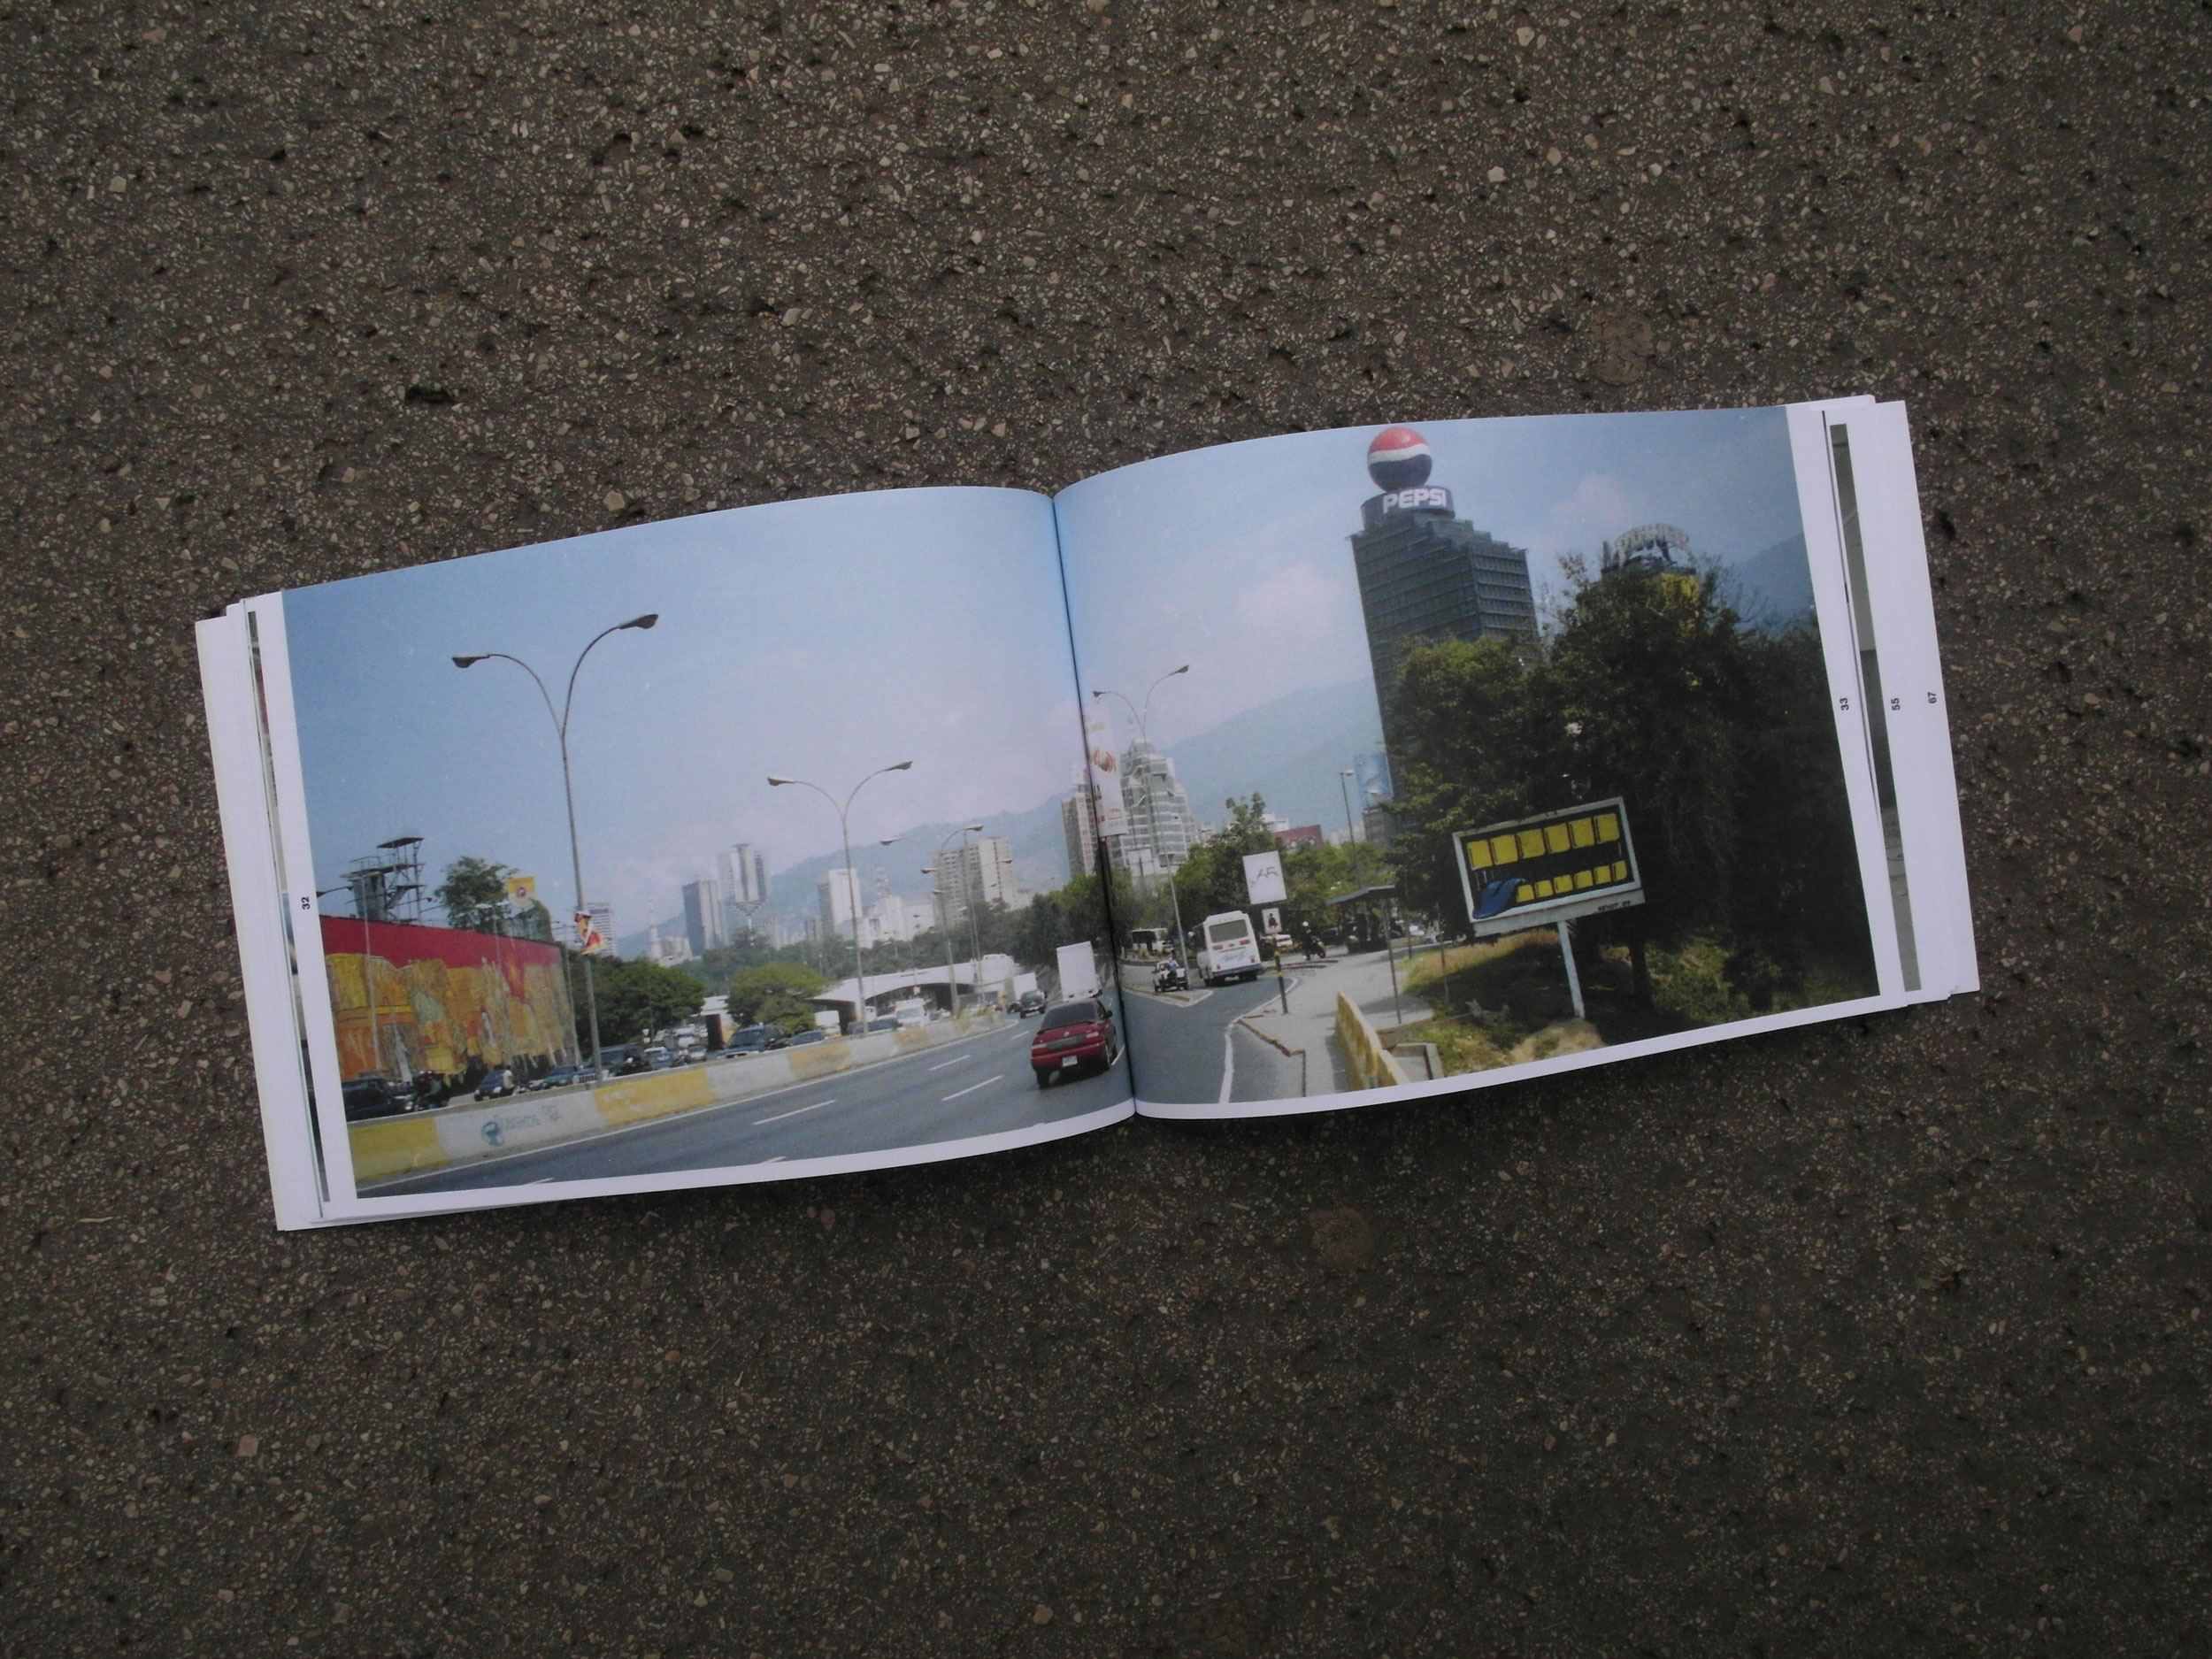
1349;426;1537;740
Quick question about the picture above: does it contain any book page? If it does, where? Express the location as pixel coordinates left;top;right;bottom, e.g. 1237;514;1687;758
1050;403;1958;1118
205;487;1133;1227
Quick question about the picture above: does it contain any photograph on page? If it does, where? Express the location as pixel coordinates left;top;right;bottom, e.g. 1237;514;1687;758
257;487;1131;1213
1052;405;1896;1114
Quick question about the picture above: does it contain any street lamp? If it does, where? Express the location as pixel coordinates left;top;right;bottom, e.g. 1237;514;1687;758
768;762;914;1031
883;825;983;1017
452;612;657;1083
1090;666;1193;952
1087;662;1189;745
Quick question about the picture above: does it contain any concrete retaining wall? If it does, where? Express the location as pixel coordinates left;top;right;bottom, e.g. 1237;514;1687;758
1334;993;1411;1092
349;1012;1010;1184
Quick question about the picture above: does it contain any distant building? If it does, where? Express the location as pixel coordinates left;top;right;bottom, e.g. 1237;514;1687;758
1112;741;1198;874
718;843;770;936
680;878;726;958
1062;785;1101;884
818;866;863;938
644;926;694;967
1348;426;1537;739
934;835;1016;930
1362;800;1396;850
1600;522;1692;576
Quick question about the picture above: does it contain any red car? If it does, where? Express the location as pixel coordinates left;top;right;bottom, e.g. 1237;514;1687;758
1031;997;1120;1087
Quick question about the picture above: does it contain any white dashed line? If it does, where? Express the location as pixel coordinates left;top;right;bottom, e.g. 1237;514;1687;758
751;1098;837;1125
926;1053;973;1071
941;1076;1002;1102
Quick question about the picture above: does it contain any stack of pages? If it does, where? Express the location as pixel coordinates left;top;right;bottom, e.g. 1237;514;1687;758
198;398;1975;1228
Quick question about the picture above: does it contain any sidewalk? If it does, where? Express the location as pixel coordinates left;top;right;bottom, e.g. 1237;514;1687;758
1240;947;1432;1096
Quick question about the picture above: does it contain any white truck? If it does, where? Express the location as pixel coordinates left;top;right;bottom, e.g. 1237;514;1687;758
1055;941;1101;1002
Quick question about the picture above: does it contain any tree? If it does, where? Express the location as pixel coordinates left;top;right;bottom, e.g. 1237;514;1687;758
1168;794;1281;922
435;856;514;934
726;961;830;1033
1386;559;1877;1010
1011;872;1123;969
575;956;706;1046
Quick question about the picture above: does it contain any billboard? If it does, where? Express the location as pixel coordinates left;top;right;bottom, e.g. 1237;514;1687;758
320;916;572;1080
1453;797;1645;938
1083;703;1129;840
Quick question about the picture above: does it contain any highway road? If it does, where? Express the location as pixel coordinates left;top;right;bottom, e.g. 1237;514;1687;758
1121;972;1309;1105
366;1015;1132;1195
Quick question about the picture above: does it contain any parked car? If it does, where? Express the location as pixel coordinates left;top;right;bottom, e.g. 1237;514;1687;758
722;1025;780;1056
527;1064;588;1093
1030;997;1121;1087
473;1065;521;1102
1017;990;1048;1018
342;1077;414;1122
783;1028;831;1048
864;1015;899;1034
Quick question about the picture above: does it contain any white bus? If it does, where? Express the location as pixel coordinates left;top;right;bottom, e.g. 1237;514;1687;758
1197;910;1263;987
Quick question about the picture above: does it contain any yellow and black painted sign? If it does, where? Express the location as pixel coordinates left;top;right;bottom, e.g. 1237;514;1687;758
1453;797;1645;936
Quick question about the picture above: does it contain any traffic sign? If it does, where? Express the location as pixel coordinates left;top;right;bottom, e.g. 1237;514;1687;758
1453;797;1645;938
1242;850;1286;904
1260;905;1281;935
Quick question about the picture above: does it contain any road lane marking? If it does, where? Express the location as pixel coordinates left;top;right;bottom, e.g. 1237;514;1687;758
1218;1025;1237;1105
926;1053;973;1071
941;1075;1003;1102
751;1097;837;1125
361;1018;1027;1194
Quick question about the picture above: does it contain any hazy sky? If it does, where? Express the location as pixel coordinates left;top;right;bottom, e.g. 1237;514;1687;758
1056;405;1806;751
284;487;1083;934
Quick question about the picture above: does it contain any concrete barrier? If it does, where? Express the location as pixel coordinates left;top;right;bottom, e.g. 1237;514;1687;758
1335;993;1411;1092
349;1012;1010;1185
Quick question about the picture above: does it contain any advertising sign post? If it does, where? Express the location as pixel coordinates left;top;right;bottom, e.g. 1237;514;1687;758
1453;798;1645;1023
1242;854;1291;1012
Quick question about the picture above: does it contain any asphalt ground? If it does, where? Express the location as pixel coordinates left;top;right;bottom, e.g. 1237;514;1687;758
2;3;2208;1655
371;1018;1131;1197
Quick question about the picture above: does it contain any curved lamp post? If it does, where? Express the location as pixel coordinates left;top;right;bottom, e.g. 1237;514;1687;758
883;825;984;1017
1087;662;1189;746
768;762;914;1030
452;612;658;1082
1089;665;1192;952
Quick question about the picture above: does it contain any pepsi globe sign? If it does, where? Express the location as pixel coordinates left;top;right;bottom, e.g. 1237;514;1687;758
1366;425;1433;490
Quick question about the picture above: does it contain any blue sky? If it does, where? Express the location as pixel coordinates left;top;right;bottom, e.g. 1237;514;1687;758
284;487;1083;936
285;409;1812;934
1055;405;1807;752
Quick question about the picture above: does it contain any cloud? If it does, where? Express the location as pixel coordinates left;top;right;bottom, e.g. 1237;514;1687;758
1538;472;1640;557
1234;558;1349;641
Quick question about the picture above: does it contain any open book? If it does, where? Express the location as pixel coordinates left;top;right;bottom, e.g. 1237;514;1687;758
198;399;1975;1229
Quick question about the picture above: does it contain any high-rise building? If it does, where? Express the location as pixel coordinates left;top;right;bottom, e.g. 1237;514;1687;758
680;877;726;958
818;866;862;935
1062;785;1101;884
1114;741;1198;874
718;844;770;938
1348;426;1536;737
933;835;1016;930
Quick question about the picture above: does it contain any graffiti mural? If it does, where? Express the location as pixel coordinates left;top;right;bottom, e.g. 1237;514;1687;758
322;918;573;1080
